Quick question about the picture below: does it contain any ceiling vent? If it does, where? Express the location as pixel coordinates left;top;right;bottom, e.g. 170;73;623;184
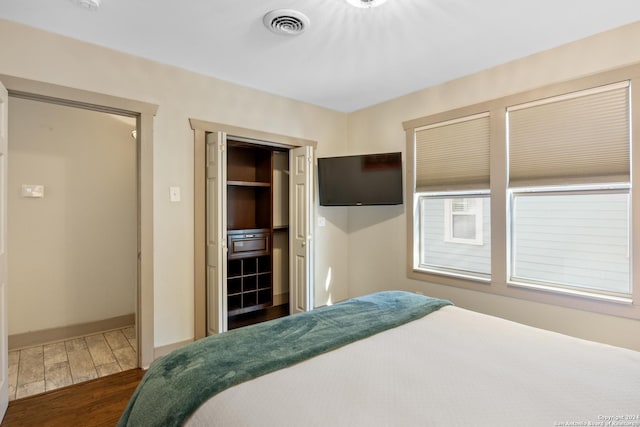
263;9;310;36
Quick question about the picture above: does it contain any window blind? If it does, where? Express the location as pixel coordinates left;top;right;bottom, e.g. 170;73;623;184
508;81;630;186
414;113;490;192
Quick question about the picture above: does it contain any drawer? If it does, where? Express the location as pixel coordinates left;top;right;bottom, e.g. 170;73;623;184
227;231;270;259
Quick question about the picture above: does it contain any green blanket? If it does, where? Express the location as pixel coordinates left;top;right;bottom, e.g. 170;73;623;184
117;291;451;426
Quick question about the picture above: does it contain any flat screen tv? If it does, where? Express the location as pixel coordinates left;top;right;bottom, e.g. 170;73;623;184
318;152;403;206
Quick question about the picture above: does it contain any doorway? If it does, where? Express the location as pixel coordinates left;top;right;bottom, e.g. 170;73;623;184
223;141;289;330
0;74;157;373
191;120;316;338
7;96;137;399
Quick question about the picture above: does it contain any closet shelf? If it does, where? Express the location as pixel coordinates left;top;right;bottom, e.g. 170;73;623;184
227;180;271;187
226;140;274;317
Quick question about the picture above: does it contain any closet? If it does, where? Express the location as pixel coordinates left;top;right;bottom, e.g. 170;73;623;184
202;127;313;336
225;140;289;323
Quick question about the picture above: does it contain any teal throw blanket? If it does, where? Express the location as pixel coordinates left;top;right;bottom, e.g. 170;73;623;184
118;291;452;426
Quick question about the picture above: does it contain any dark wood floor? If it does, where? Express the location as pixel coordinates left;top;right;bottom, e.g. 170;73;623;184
2;368;144;427
228;303;289;330
1;306;289;426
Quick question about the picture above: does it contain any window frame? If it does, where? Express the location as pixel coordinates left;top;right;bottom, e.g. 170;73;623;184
403;63;640;320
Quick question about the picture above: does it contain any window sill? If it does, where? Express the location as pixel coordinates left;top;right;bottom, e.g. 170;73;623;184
412;266;491;284
408;268;639;320
507;279;632;305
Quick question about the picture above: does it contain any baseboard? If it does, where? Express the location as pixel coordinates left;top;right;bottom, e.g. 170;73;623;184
273;292;289;306
154;338;194;360
153;295;290;362
9;313;135;350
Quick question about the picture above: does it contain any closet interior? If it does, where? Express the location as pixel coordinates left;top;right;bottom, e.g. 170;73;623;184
225;140;290;328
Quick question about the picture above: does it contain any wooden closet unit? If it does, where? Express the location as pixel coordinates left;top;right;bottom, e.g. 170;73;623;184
226;141;274;316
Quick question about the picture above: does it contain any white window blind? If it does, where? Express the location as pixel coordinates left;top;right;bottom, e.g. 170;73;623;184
508;81;630;186
414;113;490;192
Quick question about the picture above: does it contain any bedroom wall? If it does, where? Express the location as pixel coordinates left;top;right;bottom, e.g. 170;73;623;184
0;19;350;348
346;21;640;351
7;97;136;335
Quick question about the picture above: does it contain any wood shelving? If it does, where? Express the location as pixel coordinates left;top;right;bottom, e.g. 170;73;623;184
227;181;271;187
227;256;273;315
226;141;274;316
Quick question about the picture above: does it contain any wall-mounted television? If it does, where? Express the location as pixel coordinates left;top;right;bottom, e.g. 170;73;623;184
318;152;403;206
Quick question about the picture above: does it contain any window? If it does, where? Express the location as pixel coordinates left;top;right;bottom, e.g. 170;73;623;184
510;189;630;298
444;198;483;245
418;195;490;278
404;66;639;319
507;82;631;300
413;113;491;280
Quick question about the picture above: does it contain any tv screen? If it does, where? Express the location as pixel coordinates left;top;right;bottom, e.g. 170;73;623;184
318;152;403;206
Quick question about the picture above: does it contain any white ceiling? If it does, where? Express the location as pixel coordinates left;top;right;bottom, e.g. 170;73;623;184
1;0;640;112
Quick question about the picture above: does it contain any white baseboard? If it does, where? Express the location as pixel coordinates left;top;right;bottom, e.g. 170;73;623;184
9;313;135;350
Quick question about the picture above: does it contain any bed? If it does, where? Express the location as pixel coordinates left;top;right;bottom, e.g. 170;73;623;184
119;291;640;426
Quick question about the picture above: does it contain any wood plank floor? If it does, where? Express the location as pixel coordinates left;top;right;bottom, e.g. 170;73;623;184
228;303;289;330
10;327;137;401
2;308;288;426
2;368;144;427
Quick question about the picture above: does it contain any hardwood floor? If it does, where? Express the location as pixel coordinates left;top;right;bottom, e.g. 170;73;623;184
2;306;289;426
2;368;144;427
228;303;289;330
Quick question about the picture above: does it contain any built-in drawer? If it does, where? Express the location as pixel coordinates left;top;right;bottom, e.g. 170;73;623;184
227;230;270;259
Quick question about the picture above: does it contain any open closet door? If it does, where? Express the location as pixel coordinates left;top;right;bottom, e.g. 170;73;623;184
206;132;227;334
0;82;8;420
290;145;314;313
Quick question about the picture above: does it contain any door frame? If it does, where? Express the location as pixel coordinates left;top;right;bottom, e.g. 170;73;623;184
190;119;316;339
1;74;157;368
0;80;8;420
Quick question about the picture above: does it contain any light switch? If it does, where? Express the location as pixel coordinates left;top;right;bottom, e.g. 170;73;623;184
21;184;44;198
317;216;326;227
170;186;181;202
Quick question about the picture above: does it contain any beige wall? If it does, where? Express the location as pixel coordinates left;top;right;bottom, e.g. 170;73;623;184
0;19;350;347
346;22;640;351
3;17;639;352
7;97;136;334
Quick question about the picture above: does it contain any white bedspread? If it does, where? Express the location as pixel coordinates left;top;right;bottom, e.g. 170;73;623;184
186;306;640;426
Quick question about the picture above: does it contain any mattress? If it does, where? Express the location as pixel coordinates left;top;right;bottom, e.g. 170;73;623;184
186;305;640;427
